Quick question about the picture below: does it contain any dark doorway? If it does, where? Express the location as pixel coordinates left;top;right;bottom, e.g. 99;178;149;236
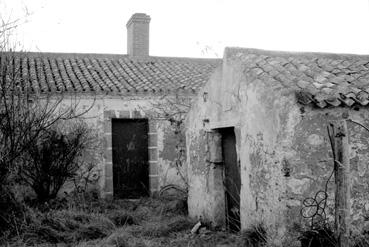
220;127;241;232
112;119;149;199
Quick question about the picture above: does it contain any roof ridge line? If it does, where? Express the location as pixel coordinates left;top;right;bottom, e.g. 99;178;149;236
2;51;222;62
225;47;369;60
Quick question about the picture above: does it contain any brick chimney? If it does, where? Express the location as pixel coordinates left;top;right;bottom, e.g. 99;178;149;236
126;13;151;57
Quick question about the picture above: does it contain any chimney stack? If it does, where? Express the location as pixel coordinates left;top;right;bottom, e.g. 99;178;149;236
126;13;151;57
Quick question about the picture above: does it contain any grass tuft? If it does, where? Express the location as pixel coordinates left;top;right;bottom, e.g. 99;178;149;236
129;216;195;238
21;208;116;244
298;225;337;247
240;223;268;247
107;209;139;226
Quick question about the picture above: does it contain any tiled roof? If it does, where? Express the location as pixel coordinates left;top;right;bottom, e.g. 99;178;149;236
228;48;369;108
0;52;221;95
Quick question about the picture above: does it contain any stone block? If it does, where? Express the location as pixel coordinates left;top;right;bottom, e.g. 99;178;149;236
149;148;158;161
104;110;116;119
105;163;113;177
104;120;112;132
105;149;113;162
104;193;114;200
148;133;158;147
133;110;142;118
119;110;130;118
150;176;159;191
105;135;112;148
149;161;158;175
104;177;113;193
149;120;157;133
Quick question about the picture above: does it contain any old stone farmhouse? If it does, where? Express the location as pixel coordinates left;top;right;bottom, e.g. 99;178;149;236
187;47;369;244
4;13;220;198
4;10;369;245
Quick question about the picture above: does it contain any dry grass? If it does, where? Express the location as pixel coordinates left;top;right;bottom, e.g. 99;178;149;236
297;224;369;247
7;196;369;247
4;196;253;247
17;208;116;244
76;220;246;247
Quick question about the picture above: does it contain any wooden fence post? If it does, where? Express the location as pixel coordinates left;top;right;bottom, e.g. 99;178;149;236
333;120;350;247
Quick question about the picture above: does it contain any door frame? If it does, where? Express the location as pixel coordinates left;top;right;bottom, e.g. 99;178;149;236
102;109;159;198
219;127;241;232
208;126;241;231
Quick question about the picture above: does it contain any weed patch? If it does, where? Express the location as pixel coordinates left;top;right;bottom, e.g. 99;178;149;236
21;208;115;244
240;223;267;247
298;225;337;247
107;210;139;226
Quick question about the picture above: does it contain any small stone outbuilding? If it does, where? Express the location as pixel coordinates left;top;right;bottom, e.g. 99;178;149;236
187;47;369;244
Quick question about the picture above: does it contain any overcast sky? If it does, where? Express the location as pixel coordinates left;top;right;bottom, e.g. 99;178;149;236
2;0;369;58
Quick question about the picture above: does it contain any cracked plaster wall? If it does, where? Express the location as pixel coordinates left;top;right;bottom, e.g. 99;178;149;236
289;108;369;234
187;48;369;246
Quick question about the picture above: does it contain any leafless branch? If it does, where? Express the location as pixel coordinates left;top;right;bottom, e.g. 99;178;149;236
347;119;369;133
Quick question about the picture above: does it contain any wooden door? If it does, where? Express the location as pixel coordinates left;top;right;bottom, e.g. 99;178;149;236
112;119;149;198
221;127;241;232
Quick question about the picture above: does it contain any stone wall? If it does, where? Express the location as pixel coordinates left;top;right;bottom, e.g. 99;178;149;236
58;94;188;198
186;48;369;245
287;107;369;234
186;66;226;225
187;51;289;243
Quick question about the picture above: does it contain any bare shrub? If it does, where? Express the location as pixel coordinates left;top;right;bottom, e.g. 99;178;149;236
0;38;92;241
17;121;93;203
352;234;369;247
69;136;102;210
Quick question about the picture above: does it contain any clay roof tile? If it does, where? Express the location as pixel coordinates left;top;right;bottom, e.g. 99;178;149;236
0;52;221;95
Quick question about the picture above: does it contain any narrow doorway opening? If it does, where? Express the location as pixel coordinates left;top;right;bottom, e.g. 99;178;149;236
219;127;241;232
112;119;149;199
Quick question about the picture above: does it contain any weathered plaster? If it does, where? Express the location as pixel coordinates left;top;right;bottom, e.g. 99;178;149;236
288;108;369;230
157;121;187;188
187;48;369;246
187;51;290;242
56;95;188;198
